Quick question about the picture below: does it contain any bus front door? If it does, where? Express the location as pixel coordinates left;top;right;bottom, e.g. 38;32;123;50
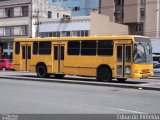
116;44;132;78
21;44;31;71
53;45;64;74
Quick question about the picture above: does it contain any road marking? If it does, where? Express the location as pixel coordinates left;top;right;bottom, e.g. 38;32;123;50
141;83;160;86
108;107;145;114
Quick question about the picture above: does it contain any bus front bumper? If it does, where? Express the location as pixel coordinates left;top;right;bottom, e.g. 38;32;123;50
134;72;153;79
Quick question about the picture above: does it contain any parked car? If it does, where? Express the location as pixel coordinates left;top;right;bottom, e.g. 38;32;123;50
0;59;14;71
153;63;160;77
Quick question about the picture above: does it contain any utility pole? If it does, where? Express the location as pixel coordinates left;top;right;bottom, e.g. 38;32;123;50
33;10;41;38
36;10;40;38
157;0;160;38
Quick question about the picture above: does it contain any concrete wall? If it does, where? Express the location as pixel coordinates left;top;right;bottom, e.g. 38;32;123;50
0;0;31;6
144;0;160;38
39;17;90;32
90;12;128;36
100;0;114;22
124;0;140;23
50;0;99;16
151;38;160;53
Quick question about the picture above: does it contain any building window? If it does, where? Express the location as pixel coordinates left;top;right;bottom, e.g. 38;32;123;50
21;25;28;35
85;31;89;36
73;6;80;11
22;6;28;16
140;8;145;19
115;0;124;6
115;10;124;22
141;0;146;6
3;43;8;49
48;11;52;18
5;27;14;36
62;31;70;37
135;24;143;32
5;8;14;18
57;13;59;18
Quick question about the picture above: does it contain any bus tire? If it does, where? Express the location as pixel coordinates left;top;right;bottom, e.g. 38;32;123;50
97;66;112;82
54;74;65;79
36;65;48;78
117;78;127;83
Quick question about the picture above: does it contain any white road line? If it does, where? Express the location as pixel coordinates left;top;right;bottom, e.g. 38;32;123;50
108;107;145;114
141;83;160;86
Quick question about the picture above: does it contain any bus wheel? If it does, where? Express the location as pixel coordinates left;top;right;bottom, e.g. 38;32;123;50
97;67;112;82
117;78;127;83
54;74;65;79
36;65;47;78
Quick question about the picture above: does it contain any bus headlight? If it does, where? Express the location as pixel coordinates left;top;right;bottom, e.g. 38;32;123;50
125;66;131;75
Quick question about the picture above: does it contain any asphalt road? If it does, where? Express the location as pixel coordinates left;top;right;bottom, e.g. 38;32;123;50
0;78;160;114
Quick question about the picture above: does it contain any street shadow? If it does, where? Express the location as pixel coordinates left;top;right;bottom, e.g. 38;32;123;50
8;74;147;85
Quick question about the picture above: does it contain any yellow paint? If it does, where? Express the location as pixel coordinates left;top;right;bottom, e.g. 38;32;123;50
13;35;153;79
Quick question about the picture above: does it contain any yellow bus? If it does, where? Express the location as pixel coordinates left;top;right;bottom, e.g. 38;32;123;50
13;35;153;82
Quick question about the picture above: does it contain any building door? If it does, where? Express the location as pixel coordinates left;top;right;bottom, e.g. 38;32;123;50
21;44;31;71
53;44;64;74
116;44;132;78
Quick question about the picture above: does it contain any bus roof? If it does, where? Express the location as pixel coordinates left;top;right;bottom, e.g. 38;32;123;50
14;35;148;42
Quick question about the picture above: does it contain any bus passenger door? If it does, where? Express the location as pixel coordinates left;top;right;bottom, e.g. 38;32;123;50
53;45;64;74
116;44;132;78
21;44;31;71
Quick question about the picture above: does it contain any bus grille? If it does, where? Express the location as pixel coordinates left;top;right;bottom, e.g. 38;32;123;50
141;69;150;73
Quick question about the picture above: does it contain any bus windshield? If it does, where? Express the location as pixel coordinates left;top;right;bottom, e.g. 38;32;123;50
134;37;152;64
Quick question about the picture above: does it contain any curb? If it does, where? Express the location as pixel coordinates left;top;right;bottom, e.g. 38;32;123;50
1;76;160;91
148;77;160;80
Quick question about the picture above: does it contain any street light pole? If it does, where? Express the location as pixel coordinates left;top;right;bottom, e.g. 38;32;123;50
157;0;160;38
36;10;40;38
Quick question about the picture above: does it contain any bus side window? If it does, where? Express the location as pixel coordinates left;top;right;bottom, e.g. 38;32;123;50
33;42;38;54
15;42;20;54
39;41;51;55
81;41;96;56
98;40;113;56
68;41;80;55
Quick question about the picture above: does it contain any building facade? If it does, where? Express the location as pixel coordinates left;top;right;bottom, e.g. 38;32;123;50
100;0;160;38
50;0;99;16
39;12;128;38
0;0;71;58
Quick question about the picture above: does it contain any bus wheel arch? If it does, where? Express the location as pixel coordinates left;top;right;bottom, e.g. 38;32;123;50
36;62;49;78
96;65;112;82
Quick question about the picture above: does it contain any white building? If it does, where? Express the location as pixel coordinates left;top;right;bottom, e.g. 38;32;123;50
39;12;129;38
39;16;90;37
151;38;160;54
0;0;71;58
